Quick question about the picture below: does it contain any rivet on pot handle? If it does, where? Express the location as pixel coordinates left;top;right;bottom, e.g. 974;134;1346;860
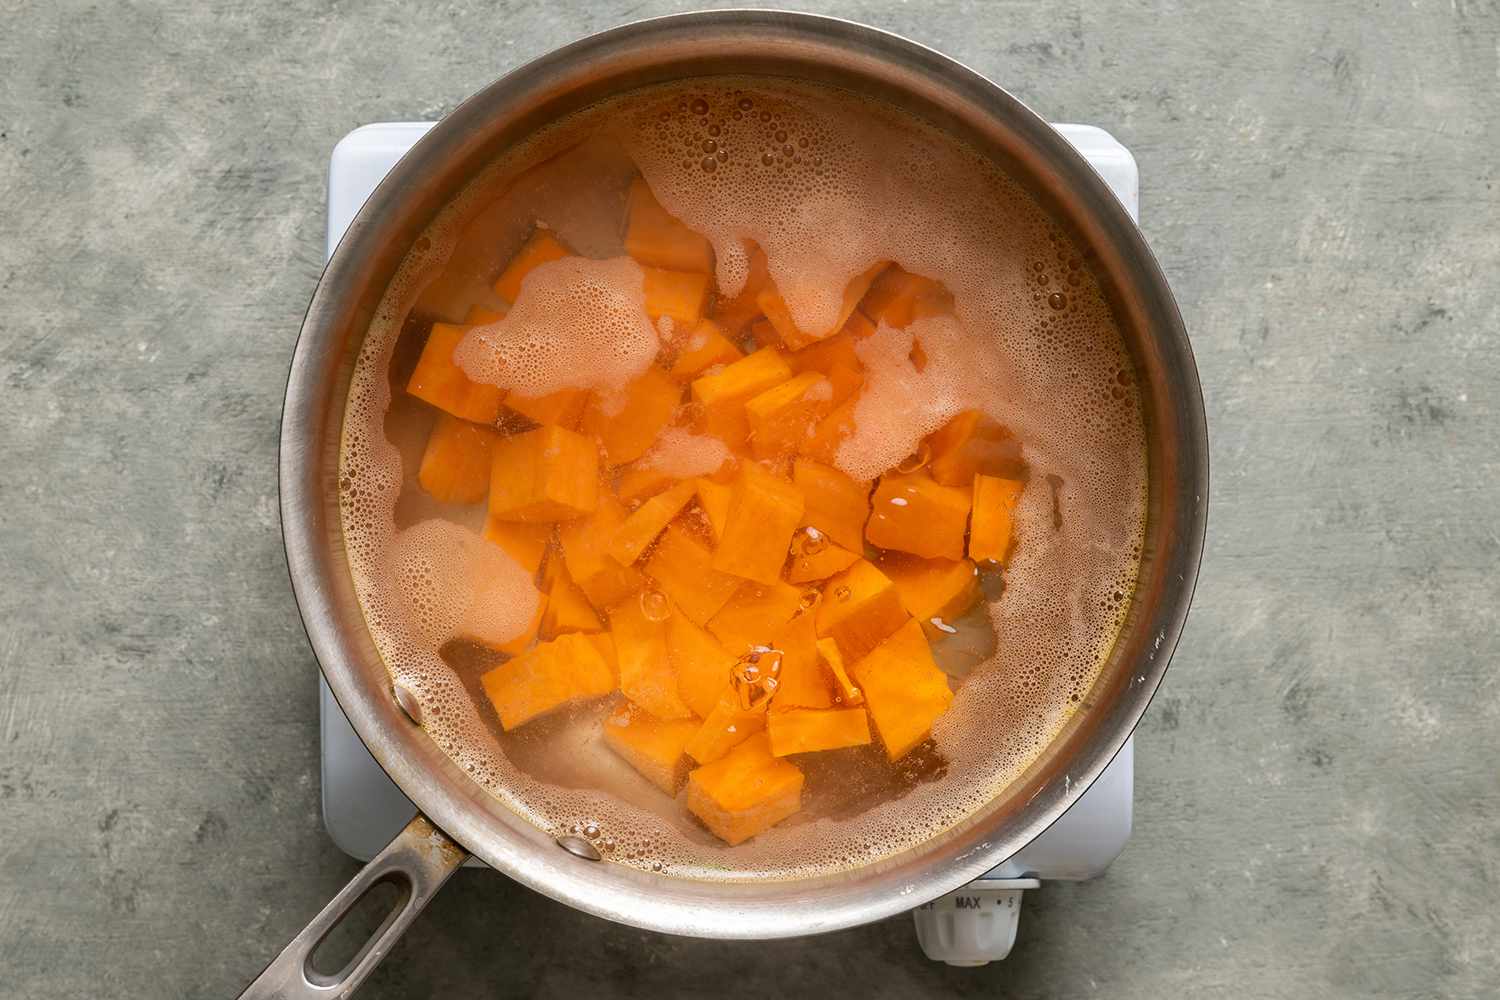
237;815;468;999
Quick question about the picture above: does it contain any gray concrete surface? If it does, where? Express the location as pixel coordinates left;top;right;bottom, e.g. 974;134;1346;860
2;1;1497;997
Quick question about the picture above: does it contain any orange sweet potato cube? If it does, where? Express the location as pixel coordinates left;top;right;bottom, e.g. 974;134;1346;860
768;612;832;709
693;477;732;542
881;554;981;637
712;463;805;585
557;494;645;611
865;472;971;561
709;241;771;334
800;395;859;465
924;410;1024;486
849;618;954;760
609;479;697;565
768;707;871;756
668;613;737;720
785;528;860;584
745;371;834;459
789;332;861;378
480;631;616;730
464;304;508;324
859;266;953;328
540;560;603;638
643;267;711;325
418;413;500;505
505;388;590;430
643;525;741;627
684;689;766;765
407;323;507;425
686;732;804;845
608;594;692;721
792;459;870;553
615;463;678;503
669;319;745;380
482;518;552;578
488;425;600;523
970;475;1026;564
755;261;888;349
493;229;572;304
816;637;863;706
602;702;699;795
815;559;907;662
690;347;794;410
580;366;681;466
624;176;714;274
708;579;806;656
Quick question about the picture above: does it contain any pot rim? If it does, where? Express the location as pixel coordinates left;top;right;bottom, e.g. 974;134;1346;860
280;9;1207;939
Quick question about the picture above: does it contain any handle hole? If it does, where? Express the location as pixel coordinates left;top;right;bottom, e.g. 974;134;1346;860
306;872;412;986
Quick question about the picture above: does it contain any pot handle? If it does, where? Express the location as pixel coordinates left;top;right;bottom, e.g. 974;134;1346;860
237;814;469;999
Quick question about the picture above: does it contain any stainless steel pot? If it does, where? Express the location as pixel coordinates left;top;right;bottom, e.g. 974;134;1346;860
248;11;1206;997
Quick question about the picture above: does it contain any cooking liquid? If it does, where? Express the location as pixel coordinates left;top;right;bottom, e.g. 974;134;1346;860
338;78;1147;879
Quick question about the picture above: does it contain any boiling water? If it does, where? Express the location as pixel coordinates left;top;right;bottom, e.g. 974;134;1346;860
338;78;1146;880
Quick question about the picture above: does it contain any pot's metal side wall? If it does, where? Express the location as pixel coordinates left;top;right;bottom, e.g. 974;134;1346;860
281;10;1205;939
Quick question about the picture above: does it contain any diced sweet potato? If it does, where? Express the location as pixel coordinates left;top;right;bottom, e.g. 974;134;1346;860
815;559;907;662
488;425;600;523
859;266;953;328
693;477;732;542
849;618;953;760
881;554;981;636
924;410;1024;486
745;371;834;459
608;594;692;721
816;638;863;706
755;261;888;349
768;707;871;756
643;267;711;325
840;309;876;340
690;347;793;409
609;479;697;565
464;304;508;324
686;732;804;845
643;525;741;627
792;459;870;553
668;319;744;380
785;528;860;584
580;366;681;466
623;176;714;274
418;413;500;505
865;472;971;561
615;463;678;503
540;560;603;638
505;388;590;430
602;702;699;795
482;518;552;578
493;229;572;304
789;331;861;377
969;475;1026;564
708;579;806;656
668;613;737;720
768;612;832;709
480;631;615;730
712;462;805;584
684;689;767;765
710;241;771;334
557;495;645;611
800;395;859;465
407;323;507;425
708;242;768;335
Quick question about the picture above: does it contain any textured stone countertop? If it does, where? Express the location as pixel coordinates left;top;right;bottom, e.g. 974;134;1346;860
2;3;1496;998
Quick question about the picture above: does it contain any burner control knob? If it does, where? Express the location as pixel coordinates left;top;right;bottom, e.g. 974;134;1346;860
912;878;1039;967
